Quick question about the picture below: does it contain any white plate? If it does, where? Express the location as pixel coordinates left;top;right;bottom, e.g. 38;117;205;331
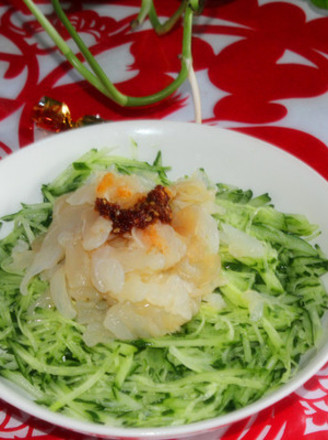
1;120;328;440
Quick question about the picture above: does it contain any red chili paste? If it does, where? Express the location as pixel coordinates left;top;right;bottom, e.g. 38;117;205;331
95;185;172;234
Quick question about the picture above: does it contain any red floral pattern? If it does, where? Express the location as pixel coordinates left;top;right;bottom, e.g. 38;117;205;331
1;1;328;439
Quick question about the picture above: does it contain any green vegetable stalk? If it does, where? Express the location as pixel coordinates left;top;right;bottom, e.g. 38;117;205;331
310;0;328;9
22;0;202;108
21;0;328;110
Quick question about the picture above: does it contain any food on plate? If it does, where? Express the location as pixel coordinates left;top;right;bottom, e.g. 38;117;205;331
0;148;327;427
20;168;221;343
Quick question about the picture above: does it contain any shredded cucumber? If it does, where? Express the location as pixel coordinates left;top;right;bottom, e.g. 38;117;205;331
0;149;327;427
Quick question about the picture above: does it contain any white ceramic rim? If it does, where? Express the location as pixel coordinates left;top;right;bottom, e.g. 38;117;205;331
0;120;328;439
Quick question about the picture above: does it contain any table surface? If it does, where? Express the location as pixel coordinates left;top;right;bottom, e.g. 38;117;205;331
1;0;328;439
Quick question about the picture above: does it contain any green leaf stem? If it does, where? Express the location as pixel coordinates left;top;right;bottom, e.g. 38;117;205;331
22;0;199;107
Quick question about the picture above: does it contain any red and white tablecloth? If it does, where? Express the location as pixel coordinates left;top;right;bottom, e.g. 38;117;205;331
1;1;328;438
